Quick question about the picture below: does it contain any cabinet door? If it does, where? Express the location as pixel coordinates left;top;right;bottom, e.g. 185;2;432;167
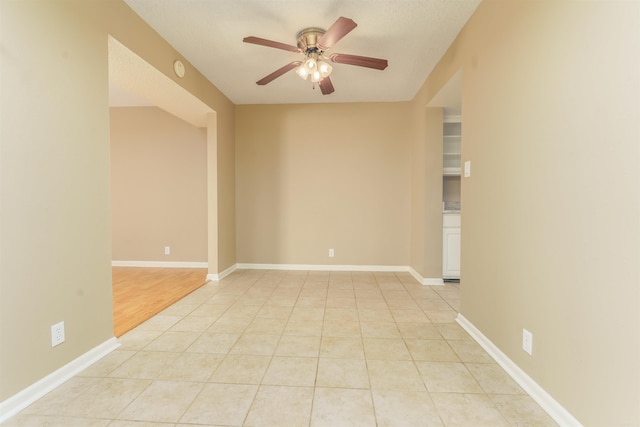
443;228;461;278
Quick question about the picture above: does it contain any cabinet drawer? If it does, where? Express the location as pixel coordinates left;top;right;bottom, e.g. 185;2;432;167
443;214;461;227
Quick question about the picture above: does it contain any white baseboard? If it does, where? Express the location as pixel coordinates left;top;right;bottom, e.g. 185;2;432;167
408;268;444;286
112;260;208;268
236;263;410;273
110;262;442;286
0;337;120;424
235;264;442;286
456;314;582;427
206;264;238;282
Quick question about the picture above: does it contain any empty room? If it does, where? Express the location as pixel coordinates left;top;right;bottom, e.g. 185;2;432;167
1;1;638;426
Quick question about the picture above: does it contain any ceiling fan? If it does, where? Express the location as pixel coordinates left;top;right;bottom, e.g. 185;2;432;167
243;17;388;95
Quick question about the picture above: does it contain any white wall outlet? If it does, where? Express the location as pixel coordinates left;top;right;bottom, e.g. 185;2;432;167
164;246;170;255
329;248;335;257
522;328;533;355
51;321;65;347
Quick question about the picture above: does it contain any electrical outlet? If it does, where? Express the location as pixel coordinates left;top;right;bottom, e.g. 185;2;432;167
522;328;533;355
51;321;65;347
164;246;170;255
329;248;335;257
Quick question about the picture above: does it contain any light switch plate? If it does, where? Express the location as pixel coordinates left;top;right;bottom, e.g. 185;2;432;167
464;160;471;177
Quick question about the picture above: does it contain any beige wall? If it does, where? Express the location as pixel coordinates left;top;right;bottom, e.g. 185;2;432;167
412;1;640;424
236;103;412;266
0;1;113;400
423;109;445;279
409;107;444;280
214;110;237;272
0;0;235;402
110;107;207;262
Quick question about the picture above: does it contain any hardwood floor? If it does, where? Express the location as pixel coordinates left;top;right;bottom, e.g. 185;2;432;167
112;267;208;337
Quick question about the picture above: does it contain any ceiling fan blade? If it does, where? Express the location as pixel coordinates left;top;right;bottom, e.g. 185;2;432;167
243;36;300;53
317;17;357;49
256;62;301;85
330;53;388;70
318;77;335;95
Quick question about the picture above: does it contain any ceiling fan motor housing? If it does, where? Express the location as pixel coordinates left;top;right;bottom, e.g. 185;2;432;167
296;27;326;52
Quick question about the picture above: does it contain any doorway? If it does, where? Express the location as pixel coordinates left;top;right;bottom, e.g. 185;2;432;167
108;36;215;335
427;70;462;283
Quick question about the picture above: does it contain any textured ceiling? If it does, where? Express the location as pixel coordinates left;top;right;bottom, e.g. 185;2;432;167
121;0;480;105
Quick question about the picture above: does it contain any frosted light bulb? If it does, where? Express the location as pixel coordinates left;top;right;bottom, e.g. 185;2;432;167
318;61;332;77
296;64;309;80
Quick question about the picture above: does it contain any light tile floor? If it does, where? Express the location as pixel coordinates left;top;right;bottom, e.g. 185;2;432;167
6;270;558;426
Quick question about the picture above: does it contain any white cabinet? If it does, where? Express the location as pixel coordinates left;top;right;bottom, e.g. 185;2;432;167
443;213;461;279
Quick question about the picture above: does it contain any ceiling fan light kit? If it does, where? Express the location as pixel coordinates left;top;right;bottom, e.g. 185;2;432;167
243;17;388;95
296;55;333;83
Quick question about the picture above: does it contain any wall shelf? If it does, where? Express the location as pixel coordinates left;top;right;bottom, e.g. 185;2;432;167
443;167;461;176
443;120;461;176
